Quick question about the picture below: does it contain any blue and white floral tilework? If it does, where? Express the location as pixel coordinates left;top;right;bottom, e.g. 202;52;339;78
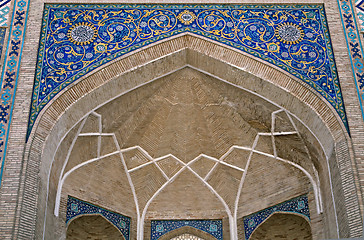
27;4;348;139
151;219;223;240
243;195;310;240
66;196;131;240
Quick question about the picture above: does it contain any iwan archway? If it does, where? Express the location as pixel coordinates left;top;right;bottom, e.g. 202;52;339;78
20;4;361;240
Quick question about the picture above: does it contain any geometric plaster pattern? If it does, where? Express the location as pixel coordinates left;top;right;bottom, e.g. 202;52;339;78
29;4;347;138
150;219;222;240
66;196;131;240
53;92;322;240
243;194;310;240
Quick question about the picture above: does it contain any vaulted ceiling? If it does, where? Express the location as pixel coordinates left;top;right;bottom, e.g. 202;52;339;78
57;67;316;223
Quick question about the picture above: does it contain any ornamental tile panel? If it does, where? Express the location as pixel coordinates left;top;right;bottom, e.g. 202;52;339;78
243;195;310;240
0;2;10;27
0;0;29;187
66;196;131;240
356;0;364;32
27;4;348;139
151;219;223;240
0;27;6;60
340;0;364;130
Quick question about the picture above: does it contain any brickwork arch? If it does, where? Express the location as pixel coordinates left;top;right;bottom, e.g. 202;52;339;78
20;34;361;239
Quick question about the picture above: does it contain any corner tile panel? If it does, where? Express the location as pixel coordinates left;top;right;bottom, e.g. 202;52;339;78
243;195;310;240
151;219;223;240
66;196;131;240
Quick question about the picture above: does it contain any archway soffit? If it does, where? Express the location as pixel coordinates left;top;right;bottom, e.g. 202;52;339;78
27;3;347;139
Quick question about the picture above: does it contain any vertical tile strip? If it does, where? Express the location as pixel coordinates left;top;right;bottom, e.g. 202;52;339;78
0;0;29;187
338;0;364;122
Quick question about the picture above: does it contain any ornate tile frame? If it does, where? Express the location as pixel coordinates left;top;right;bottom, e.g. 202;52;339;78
339;0;364;125
66;196;131;240
151;219;223;240
27;3;347;139
0;0;29;186
243;195;310;240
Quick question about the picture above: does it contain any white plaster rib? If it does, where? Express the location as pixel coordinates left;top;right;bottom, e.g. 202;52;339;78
54;142;323;240
96;112;102;159
259;131;297;136
233;134;259;239
270;110;322;214
127;150;247;174
186;165;235;240
54;150;120;215
153;158;170;181
112;134;141;240
204;146;252;181
78;133;115;136
271;110;281;158
55;143;322;217
137;153;234;240
138;165;189;240
54;116;87;216
285;110;323;213
43;115;87;239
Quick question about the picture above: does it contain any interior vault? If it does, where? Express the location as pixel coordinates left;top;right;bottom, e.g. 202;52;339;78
50;67;324;239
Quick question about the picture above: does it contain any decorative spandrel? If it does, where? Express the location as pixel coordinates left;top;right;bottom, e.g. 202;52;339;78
243;195;310;240
151;219;223;240
66;196;131;240
28;4;347;138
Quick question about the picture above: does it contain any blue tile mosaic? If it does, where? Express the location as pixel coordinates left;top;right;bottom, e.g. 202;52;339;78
27;4;348;140
66;196;131;240
339;0;364;131
356;1;364;32
0;4;9;27
0;27;6;59
243;195;310;240
151;219;223;240
0;0;10;9
0;0;29;187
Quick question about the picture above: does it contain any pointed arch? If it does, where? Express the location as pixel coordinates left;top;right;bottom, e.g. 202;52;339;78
21;33;360;239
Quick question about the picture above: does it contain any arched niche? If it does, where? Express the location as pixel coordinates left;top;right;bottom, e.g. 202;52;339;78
66;214;125;240
22;34;360;239
249;213;312;240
